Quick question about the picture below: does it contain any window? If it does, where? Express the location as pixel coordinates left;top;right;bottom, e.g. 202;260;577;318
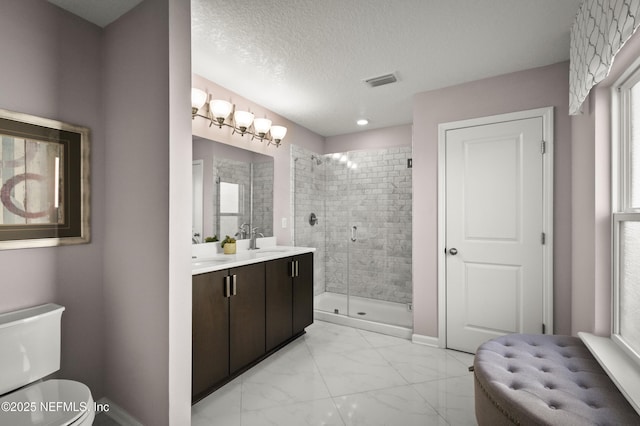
218;180;244;239
580;59;640;414
612;64;640;366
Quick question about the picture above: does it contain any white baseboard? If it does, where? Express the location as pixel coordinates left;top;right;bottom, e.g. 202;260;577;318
412;333;440;347
97;397;143;426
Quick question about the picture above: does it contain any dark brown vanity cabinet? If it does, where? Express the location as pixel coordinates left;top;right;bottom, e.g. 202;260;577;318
292;252;314;334
192;262;266;401
192;252;314;402
266;253;314;351
192;269;228;399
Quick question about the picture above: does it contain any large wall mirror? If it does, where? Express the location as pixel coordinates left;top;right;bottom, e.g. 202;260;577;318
193;136;274;242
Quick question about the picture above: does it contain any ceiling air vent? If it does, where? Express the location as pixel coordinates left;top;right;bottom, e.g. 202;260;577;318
364;73;397;88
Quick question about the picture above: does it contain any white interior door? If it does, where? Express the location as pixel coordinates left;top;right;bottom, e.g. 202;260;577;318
445;117;546;353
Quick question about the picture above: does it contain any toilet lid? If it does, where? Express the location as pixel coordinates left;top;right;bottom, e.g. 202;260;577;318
0;379;92;426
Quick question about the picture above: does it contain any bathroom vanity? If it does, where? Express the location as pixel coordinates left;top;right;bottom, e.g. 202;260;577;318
191;244;314;403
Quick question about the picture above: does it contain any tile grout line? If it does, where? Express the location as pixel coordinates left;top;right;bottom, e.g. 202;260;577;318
302;330;349;425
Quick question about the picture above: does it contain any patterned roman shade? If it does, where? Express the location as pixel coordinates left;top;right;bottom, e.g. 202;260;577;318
569;0;640;115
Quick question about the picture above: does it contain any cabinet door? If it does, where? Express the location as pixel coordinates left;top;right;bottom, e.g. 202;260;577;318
266;257;294;351
192;270;229;399
293;252;314;334
229;263;266;374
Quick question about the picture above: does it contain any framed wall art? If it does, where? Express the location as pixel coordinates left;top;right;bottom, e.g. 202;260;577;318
0;109;90;250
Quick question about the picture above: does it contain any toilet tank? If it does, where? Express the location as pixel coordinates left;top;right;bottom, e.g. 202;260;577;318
0;304;65;396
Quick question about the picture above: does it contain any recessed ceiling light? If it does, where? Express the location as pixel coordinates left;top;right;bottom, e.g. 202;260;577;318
357;119;369;126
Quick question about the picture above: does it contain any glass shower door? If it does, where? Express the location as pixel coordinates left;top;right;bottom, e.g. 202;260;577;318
293;145;412;328
345;148;414;327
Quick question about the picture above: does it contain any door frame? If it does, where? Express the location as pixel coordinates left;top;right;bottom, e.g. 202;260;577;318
437;107;554;349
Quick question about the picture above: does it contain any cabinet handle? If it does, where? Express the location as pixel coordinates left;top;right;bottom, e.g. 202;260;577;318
232;274;237;296
224;276;231;298
295;260;299;278
290;261;295;278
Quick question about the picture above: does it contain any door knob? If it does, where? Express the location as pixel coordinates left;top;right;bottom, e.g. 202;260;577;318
449;248;458;255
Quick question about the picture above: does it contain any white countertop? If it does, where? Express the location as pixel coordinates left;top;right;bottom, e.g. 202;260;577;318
192;238;315;275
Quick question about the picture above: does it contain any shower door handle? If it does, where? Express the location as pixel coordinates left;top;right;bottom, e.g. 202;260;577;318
351;226;357;242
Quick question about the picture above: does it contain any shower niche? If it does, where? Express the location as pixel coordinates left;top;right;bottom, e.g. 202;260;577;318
292;145;413;334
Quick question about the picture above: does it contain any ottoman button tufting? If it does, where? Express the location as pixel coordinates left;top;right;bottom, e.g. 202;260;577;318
473;334;640;425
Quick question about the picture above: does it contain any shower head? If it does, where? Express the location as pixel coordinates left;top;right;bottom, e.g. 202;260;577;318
311;154;323;165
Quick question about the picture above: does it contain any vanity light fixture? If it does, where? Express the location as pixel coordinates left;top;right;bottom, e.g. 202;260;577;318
191;88;208;115
253;118;272;137
210;99;233;126
191;87;287;147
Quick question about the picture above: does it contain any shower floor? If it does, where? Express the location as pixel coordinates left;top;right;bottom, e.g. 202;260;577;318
314;291;412;328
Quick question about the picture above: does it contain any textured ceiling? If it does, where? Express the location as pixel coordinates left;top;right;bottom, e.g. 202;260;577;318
49;0;583;137
192;0;582;137
48;0;142;28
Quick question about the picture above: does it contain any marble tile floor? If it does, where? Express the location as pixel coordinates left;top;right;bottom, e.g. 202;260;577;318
192;320;477;426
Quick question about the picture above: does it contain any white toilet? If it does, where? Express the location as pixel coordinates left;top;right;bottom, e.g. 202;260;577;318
0;304;94;425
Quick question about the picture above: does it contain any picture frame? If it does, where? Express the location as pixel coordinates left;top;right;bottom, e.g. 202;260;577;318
0;109;90;250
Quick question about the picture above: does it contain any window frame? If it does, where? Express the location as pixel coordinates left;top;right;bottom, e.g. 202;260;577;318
611;59;640;367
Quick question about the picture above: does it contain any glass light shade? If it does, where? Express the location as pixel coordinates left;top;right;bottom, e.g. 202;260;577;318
234;110;254;130
191;88;207;111
270;125;287;141
253;118;272;136
210;99;233;120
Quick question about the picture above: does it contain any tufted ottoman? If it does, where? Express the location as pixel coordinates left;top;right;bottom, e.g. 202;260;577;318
473;334;640;425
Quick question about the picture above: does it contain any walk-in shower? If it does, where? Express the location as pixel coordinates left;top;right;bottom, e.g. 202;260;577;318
292;145;413;337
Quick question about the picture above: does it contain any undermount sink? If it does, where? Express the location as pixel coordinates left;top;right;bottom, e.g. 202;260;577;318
192;258;230;267
251;248;291;258
255;248;289;253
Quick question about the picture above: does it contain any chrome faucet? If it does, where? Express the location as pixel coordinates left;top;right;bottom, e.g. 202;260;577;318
236;223;249;239
192;232;200;244
249;227;264;250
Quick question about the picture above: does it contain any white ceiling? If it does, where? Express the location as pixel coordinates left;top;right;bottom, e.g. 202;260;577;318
50;0;583;137
48;0;142;28
192;0;582;137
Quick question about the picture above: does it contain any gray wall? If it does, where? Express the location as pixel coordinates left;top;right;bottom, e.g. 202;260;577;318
103;1;191;424
0;2;192;424
412;61;572;337
0;0;105;399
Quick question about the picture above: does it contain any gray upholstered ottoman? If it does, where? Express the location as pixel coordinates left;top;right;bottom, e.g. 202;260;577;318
473;334;640;425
